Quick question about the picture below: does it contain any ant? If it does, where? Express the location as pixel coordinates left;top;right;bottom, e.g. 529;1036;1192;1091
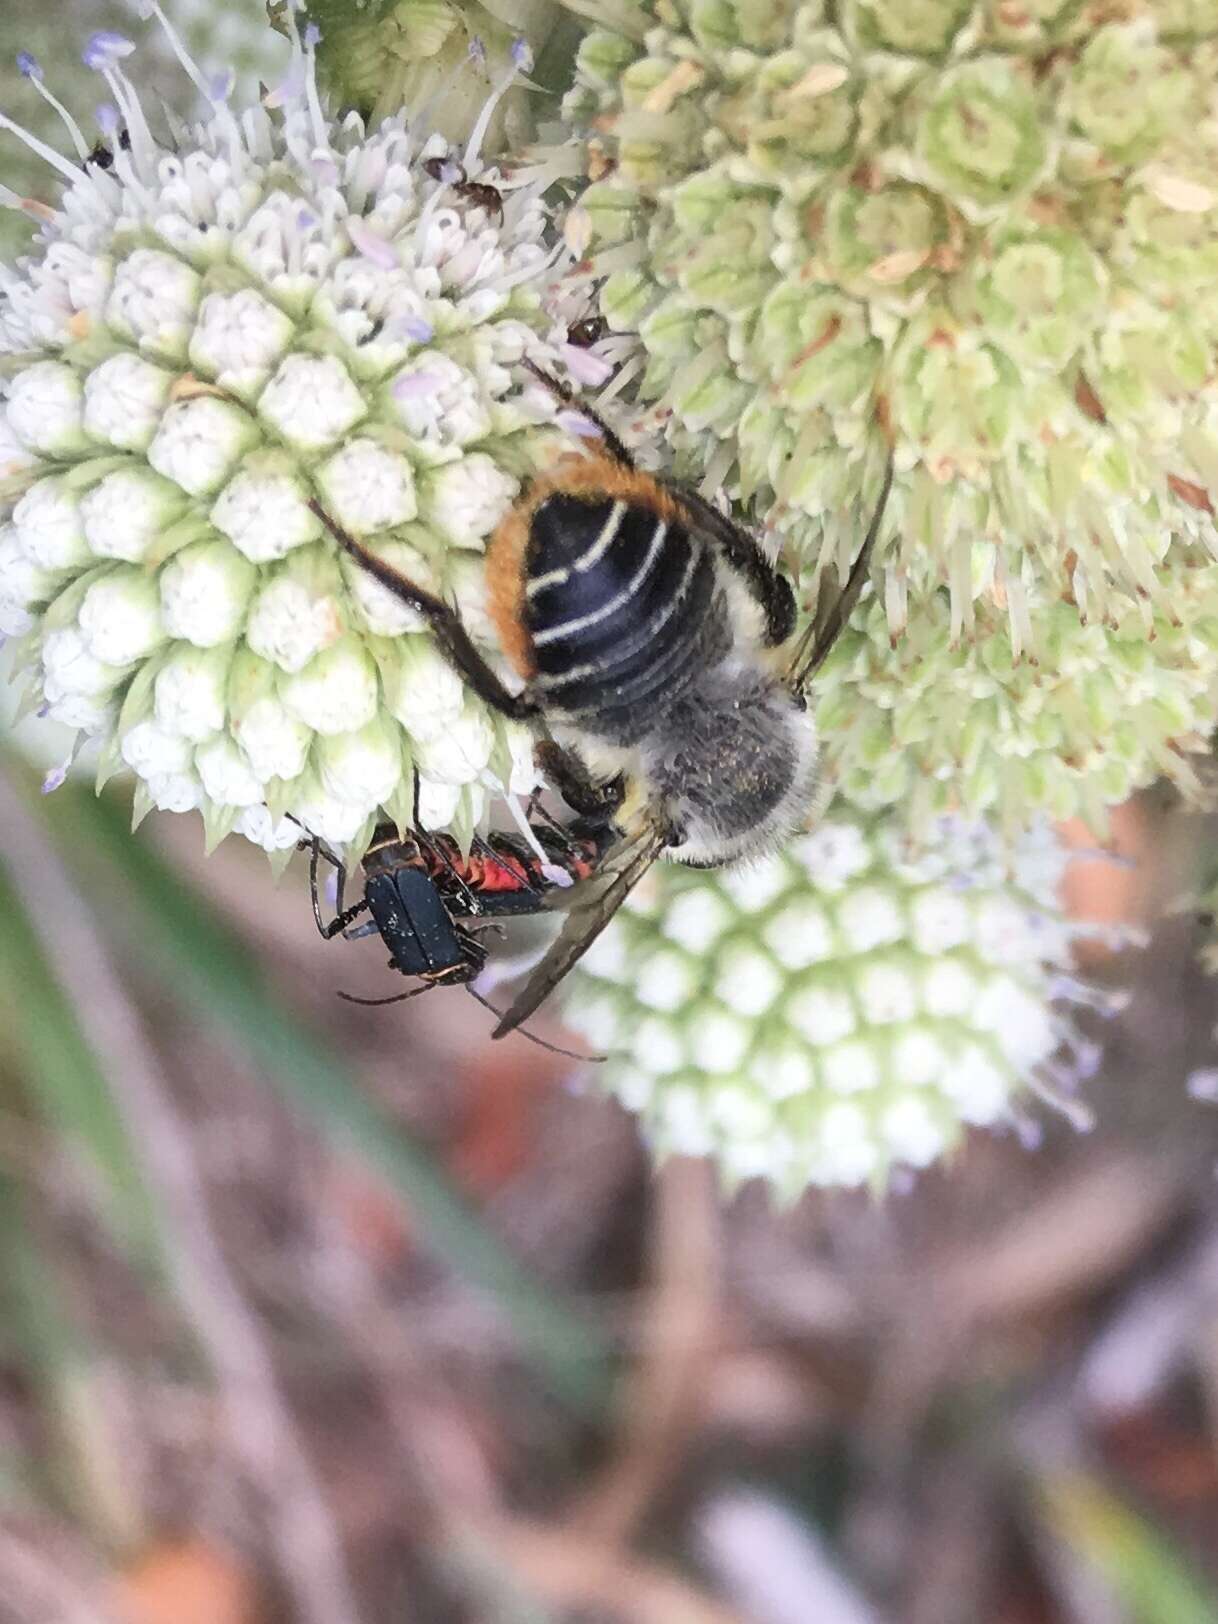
422;154;504;221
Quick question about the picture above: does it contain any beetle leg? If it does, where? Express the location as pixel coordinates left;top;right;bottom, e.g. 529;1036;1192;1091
308;837;370;940
336;982;435;1007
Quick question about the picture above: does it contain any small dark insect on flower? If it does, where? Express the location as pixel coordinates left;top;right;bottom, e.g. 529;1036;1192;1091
422;153;504;220
566;315;608;348
85;126;130;168
303;809;612;1053
310;368;894;1038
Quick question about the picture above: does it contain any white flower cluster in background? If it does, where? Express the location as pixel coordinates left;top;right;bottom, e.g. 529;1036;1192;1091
0;4;591;853
565;801;1117;1195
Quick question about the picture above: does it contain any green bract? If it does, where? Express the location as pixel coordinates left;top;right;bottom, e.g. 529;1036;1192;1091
564;0;1218;824
301;0;577;146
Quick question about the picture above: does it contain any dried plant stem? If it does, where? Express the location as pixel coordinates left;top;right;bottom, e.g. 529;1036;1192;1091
472;1511;743;1624
0;767;363;1624
569;1156;720;1544
0;1525;119;1624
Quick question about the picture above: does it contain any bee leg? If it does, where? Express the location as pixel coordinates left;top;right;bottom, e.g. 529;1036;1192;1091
534;739;625;819
308;499;541;723
521;358;634;469
523;792;581;851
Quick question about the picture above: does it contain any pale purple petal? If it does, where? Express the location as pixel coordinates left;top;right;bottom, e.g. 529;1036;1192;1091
398;315;433;343
83;32;135;71
556;409;603;441
347;216;399;270
393;369;445;399
560;343;614;387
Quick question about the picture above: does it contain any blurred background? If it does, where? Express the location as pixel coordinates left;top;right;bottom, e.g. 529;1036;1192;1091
3;746;1218;1624
5;3;1218;1620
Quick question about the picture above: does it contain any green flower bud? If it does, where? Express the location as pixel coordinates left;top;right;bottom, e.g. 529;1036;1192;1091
565;1;1218;826
912;57;1050;213
843;0;976;59
1064;21;1197;166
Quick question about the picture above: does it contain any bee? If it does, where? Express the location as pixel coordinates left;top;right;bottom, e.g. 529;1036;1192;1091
308;365;894;1039
421;154;504;221
303;811;613;1049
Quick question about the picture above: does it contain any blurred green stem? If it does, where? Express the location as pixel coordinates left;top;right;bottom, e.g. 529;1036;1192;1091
0;1169;145;1551
0;865;161;1262
0;761;365;1624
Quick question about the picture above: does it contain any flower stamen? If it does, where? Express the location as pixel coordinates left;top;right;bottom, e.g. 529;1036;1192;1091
463;38;529;174
0;109;84;184
16;52;91;160
83;35;157;169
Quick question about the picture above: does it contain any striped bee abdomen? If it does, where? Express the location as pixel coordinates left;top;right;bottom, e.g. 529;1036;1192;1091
522;492;724;744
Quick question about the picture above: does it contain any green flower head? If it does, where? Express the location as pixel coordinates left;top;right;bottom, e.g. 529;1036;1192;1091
565;0;1218;828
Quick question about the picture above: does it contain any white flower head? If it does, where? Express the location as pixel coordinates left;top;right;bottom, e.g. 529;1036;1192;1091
0;6;589;859
565;801;1110;1196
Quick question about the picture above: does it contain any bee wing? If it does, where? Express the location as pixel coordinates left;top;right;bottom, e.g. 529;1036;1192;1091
491;826;666;1039
788;449;895;694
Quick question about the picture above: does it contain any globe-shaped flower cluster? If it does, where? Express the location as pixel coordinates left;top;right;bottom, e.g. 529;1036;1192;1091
0;2;1136;1191
564;0;1218;825
0;9;592;853
564;798;1110;1195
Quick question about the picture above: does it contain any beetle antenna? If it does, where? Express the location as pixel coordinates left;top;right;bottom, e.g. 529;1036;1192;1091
336;984;432;1007
463;985;605;1062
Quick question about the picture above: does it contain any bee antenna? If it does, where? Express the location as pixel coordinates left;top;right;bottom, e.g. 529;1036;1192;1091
463;985;605;1063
